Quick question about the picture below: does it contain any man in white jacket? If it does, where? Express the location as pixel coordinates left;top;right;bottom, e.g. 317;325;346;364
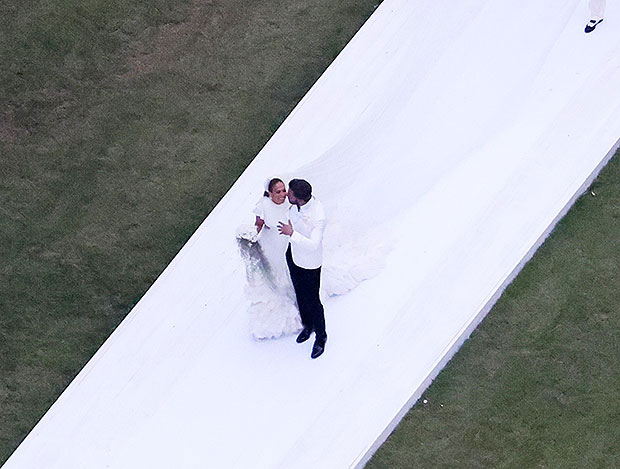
585;0;605;32
278;179;327;359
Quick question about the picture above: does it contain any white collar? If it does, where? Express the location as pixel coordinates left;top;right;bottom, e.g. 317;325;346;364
296;196;315;211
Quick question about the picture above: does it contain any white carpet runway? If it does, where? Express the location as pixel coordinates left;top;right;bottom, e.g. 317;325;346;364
6;1;620;467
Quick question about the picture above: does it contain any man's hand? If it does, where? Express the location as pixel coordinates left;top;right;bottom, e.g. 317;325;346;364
278;220;293;236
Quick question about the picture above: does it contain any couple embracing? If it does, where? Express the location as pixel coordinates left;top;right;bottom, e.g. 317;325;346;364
252;178;327;359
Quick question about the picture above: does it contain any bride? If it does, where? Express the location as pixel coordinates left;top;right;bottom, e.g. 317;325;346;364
236;178;302;339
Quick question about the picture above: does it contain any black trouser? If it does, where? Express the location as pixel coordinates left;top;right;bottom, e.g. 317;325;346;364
286;245;326;340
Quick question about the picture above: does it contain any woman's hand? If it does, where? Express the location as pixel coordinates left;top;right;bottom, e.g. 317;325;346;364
255;216;265;233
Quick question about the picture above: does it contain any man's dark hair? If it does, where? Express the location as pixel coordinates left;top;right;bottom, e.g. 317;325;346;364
288;179;312;202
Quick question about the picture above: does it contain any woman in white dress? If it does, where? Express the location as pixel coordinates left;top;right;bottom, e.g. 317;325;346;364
237;178;302;339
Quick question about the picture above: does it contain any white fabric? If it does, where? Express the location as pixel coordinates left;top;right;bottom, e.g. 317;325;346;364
589;0;606;20
238;197;302;339
288;197;326;269
5;1;620;468
253;196;291;256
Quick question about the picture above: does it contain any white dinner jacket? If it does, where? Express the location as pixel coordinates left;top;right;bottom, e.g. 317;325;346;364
288;197;326;269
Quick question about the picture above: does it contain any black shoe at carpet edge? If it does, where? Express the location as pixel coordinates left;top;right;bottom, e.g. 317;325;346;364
311;336;327;359
296;327;313;344
585;18;603;33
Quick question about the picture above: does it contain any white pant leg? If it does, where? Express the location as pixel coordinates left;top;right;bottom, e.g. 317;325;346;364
589;0;606;21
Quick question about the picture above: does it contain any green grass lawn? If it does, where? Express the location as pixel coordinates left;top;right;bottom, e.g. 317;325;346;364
1;0;618;466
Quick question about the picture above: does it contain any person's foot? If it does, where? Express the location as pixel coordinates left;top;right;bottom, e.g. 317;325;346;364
585;18;603;33
311;336;326;359
296;327;313;344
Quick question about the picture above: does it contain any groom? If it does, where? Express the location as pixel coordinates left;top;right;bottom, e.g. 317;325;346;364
278;179;327;359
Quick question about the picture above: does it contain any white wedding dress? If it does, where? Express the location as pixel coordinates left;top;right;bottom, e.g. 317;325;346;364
237;197;302;340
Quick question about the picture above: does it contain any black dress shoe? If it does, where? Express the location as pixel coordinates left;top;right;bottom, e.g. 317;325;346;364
311;336;326;359
585;18;603;33
296;327;312;343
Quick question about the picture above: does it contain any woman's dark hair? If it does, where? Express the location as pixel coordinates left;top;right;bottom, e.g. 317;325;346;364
288;179;312;202
264;178;284;197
